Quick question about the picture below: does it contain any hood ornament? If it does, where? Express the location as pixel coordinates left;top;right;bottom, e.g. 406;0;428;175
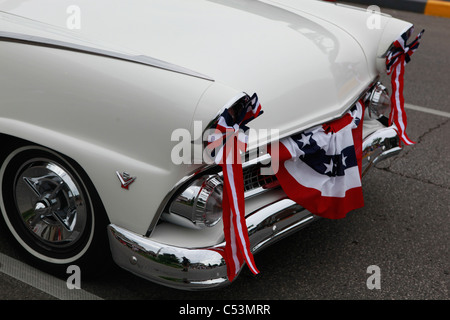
116;171;136;190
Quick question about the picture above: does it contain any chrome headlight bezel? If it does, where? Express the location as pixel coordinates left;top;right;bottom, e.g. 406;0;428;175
162;173;223;230
367;82;391;119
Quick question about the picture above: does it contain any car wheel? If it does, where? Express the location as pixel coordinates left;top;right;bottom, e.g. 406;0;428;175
0;144;110;277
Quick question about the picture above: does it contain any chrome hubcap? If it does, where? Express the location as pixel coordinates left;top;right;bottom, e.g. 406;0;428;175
14;160;88;248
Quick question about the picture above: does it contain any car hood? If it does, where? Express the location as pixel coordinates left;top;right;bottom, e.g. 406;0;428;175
0;0;385;138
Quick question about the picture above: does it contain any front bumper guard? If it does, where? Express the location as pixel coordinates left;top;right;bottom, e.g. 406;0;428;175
107;125;401;290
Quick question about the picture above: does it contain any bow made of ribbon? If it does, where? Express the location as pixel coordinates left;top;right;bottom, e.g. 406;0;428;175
386;27;425;146
207;93;263;165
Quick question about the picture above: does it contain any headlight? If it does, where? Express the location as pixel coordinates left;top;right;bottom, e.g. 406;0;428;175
163;175;223;229
368;82;391;118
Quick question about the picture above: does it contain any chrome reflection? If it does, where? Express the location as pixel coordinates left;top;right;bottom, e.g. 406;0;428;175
362;126;402;176
108;198;316;290
367;82;391;118
108;225;228;290
14;160;87;247
165;174;223;229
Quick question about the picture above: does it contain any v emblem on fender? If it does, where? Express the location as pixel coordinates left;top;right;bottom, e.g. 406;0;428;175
116;171;136;190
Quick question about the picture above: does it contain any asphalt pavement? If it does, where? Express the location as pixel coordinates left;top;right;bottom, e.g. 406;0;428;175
0;3;448;305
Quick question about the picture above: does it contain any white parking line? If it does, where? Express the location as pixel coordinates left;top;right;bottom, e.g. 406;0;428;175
0;252;102;300
405;103;450;118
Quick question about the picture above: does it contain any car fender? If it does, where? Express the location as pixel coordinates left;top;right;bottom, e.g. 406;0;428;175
0;30;214;235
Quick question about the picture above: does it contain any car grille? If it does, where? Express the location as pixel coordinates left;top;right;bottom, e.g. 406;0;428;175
242;162;279;194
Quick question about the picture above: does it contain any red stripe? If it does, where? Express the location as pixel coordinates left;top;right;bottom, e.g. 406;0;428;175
219;138;259;281
322;113;353;134
275;144;364;219
220;181;242;281
352;101;365;176
389;55;415;146
229;163;259;275
241;104;262;123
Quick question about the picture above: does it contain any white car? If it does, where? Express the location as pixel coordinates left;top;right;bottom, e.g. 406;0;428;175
0;0;420;290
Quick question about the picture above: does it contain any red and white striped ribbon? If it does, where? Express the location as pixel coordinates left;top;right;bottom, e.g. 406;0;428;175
386;27;424;146
207;93;262;281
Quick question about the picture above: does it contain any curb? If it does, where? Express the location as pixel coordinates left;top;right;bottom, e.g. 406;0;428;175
343;0;450;18
425;0;450;17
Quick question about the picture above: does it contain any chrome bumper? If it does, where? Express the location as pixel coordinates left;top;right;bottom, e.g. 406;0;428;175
107;125;401;290
361;125;402;176
108;199;316;290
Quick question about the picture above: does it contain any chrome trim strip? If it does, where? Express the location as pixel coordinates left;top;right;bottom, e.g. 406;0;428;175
108;198;316;290
0;31;214;81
